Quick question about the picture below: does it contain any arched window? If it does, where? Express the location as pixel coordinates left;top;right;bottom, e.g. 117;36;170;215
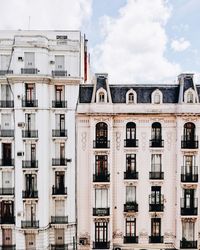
151;122;163;147
125;122;138;147
184;123;195;141
99;92;105;103
95;122;108;148
128;93;134;103
154;93;161;104
126;89;137;104
96;88;107;103
152;90;163;104
187;91;194;103
184;88;196;104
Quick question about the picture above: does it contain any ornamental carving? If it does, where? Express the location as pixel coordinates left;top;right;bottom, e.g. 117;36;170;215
116;132;121;151
181;218;197;223
139;230;148;238
94;218;109;223
81;132;87;151
113;230;123;239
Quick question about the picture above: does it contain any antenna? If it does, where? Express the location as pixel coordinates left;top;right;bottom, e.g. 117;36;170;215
28;16;31;30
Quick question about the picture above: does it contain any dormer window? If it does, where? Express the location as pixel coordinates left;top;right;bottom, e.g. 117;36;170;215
152;90;162;104
126;89;137;104
99;92;105;103
96;88;107;103
128;93;134;103
154;93;161;104
185;89;195;104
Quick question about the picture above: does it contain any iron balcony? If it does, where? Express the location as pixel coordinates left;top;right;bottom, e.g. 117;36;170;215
50;244;68;250
52;129;67;137
0;100;14;108
181;136;198;149
93;173;110;182
0;245;16;250
21;220;39;228
52;70;68;77
52;158;68;166
0;130;14;137
180;198;198;215
51;216;68;224
181;166;198;182
124;139;138;147
22;190;38;199
0;188;14;195
52;100;67;108
0;70;13;75
21;68;38;74
180;240;197;249
93;140;110;149
150;139;164;147
52;186;67;195
124;170;138;180
149;195;164;212
149;236;164;243
93;241;110;249
124;202;138;212
0;216;15;224
124;235;138;244
22;130;38;138
0;159;14;166
22;99;38;107
149;171;164;180
22;160;38;168
93;208;110;216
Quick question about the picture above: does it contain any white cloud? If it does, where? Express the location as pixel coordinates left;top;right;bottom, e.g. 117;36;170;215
92;0;181;84
0;0;92;30
171;37;191;52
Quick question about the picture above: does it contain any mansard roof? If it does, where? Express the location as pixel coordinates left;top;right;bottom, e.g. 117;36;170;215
79;73;199;104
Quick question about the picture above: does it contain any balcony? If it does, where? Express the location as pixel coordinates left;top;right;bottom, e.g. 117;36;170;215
0;216;15;224
124;235;138;244
22;160;38;169
50;244;68;250
0;245;16;250
21;220;39;228
181;166;198;182
22;130;38;138
52;186;67;195
52;70;68;77
52;158;68;166
93;140;110;149
93;208;110;216
93;241;110;249
124;202;138;212
93;173;110;182
180;240;197;249
0;130;14;137
149;236;164;243
0;100;14;108
149;203;164;212
124;170;138;180
149;171;164;180
52;100;67;108
0;70;13;75
51;216;68;224
22;99;38;108
0;159;14;167
22;190;38;199
21;68;38;74
52;129;67;137
149;139;164;147
181;136;198;149
0;188;14;195
124;139;138;147
180;198;198;215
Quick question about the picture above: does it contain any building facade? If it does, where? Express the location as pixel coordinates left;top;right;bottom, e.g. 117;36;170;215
0;30;88;249
77;73;200;250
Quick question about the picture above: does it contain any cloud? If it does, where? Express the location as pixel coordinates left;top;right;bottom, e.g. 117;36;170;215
0;0;92;30
92;0;181;84
171;37;191;52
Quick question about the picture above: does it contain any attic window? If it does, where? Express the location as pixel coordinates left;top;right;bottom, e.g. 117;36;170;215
128;93;134;103
154;93;161;104
187;92;194;103
152;90;162;104
99;92;105;103
126;89;137;104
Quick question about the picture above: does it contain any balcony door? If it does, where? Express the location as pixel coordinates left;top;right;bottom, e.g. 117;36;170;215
1;201;13;218
55;55;65;71
184;155;194;175
184;122;195;141
96;122;108;145
95;222;108;243
55;228;64;245
1;84;11;101
25;114;35;131
25;83;35;101
2;229;12;246
151;154;161;172
151;218;161;237
184;189;195;208
126;217;136;237
55;200;65;216
126;122;136;140
126;186;136;203
26;203;36;221
25;52;35;68
126;154;136;172
182;222;195;241
55;85;64;101
95;155;107;175
2;143;11;165
56;114;65;131
152;122;162;140
25;174;37;194
25;234;36;250
95;189;108;209
55;172;65;190
151;186;161;205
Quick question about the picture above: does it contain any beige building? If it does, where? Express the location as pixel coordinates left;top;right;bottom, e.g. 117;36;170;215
77;73;200;250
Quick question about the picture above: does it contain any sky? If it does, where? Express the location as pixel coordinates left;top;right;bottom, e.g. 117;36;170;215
0;0;199;84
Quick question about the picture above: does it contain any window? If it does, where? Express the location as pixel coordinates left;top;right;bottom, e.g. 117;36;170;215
183;122;195;141
25;174;37;193
126;122;136;140
184;155;195;174
55;114;65;131
126;154;136;172
125;217;136;236
55;85;64;101
150;186;161;204
183;189;195;208
1;55;10;70
151;218;161;236
25;52;35;68
25;83;35;101
25;113;35;131
55;55;65;70
95;155;108;175
95;189;108;208
96;88;107;103
187;91;194;103
55;171;65;190
99;92;105;103
1;85;11;101
184;88;196;104
182;221;195;241
95;222;108;242
96;122;108;142
126;89;137;104
126;186;136;203
128;93;134;103
152;122;162;140
152;90;162;104
154;93;161;104
151;154;161;172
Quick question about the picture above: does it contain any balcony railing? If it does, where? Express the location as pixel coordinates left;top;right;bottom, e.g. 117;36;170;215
0;130;14;137
21;220;39;228
22;130;38;138
0;245;16;250
124;139;138;147
149;171;164;180
0;100;14;108
22;99;38;107
21;68;38;74
0;159;14;166
149;236;164;243
93;173;110;182
50;244;68;250
51;216;68;224
0;216;15;224
52;186;67;195
52;70;68;77
52;129;67;137
181;166;198;182
149;203;164;212
150;139;164;147
0;70;13;75
22;160;38;168
180;240;197;249
124;202;138;212
124;170;138;180
124;235;138;244
93;140;110;149
0;188;14;195
52;158;68;166
22;190;38;199
93;208;110;216
93;241;110;249
52;101;67;108
181;136;198;149
180;198;198;215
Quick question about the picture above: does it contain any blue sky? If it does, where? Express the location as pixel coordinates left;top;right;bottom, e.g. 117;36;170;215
0;0;199;84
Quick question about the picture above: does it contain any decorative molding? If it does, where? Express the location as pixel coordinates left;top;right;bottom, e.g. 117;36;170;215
94;218;109;223
141;132;147;150
116;132;121;151
181;218;197;222
81;132;87;151
113;230;123;239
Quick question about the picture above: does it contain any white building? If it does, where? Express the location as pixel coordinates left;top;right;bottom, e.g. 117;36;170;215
0;30;88;250
77;73;200;250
